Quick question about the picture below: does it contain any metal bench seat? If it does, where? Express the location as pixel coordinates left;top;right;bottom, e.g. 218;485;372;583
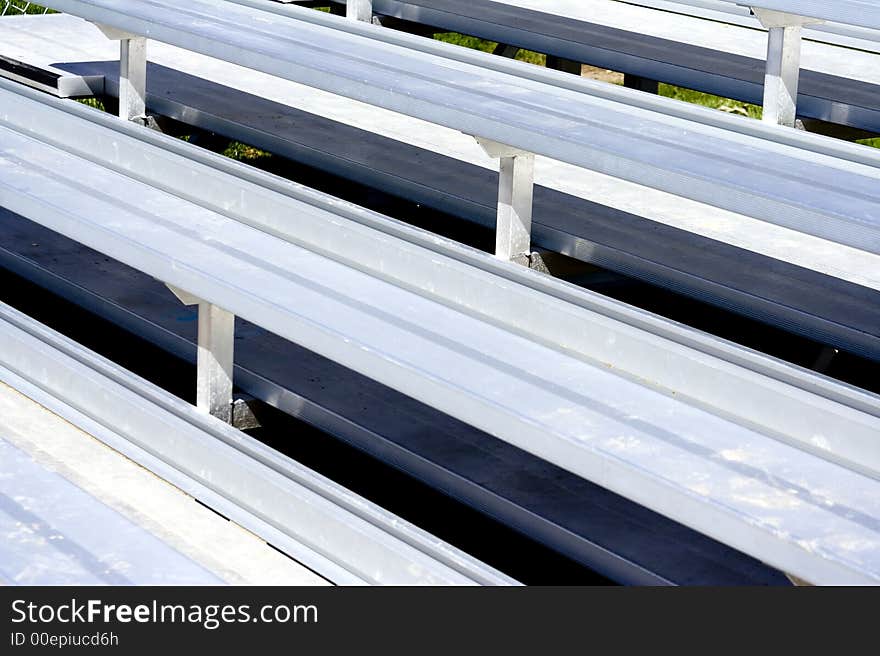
2;81;879;583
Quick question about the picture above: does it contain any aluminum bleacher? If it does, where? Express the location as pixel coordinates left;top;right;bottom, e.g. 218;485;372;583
5;23;880;359
1;0;879;584
290;0;880;133
3;75;879;583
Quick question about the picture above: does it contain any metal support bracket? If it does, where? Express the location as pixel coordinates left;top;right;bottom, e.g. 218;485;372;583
93;23;148;123
231;396;261;431
546;56;582;76
492;43;521;59
750;8;824;127
812;345;839;373
166;284;235;424
347;0;372;22
475;137;536;266
528;250;602;277
624;74;660;94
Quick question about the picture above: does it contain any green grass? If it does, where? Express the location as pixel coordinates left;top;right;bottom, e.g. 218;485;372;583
2;2;54;14
77;97;105;111
658;84;763;119
223;141;271;163
433;32;545;65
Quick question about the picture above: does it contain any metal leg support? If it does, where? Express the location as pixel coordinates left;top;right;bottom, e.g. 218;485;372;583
196;302;235;424
546;56;582;76
347;0;372;22
167;285;235;424
752;8;823;127
493;43;521;59
93;24;148;122
812;346;839;374
119;36;147;122
624;74;659;94
762;23;802;127
475;138;535;266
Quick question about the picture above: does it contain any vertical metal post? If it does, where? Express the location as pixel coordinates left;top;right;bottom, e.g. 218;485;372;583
492;43;520;59
624;74;659;94
751;8;823;128
475;138;535;265
762;24;802;127
495;153;535;264
166;285;235;424
812;346;839;374
119;36;147;121
94;24;148;122
196;302;235;424
347;0;372;22
546;56;582;76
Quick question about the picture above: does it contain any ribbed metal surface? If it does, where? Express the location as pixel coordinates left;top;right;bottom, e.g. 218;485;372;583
2;82;879;583
44;0;880;254
714;0;880;30
295;0;880;130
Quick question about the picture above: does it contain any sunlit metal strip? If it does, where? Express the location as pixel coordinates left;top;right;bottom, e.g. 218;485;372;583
713;0;880;31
